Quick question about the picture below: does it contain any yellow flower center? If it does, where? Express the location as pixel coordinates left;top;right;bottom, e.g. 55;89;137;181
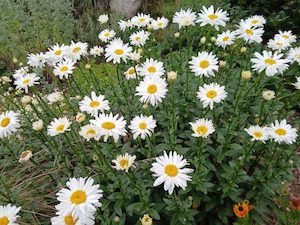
104;32;110;37
135;37;141;41
70;190;87;205
55;124;65;132
89;101;100;108
22;79;31;85
59;66;68;72
54;50;62;56
147;66;157;73
199;60;210;69
0;216;9;225
183;19;191;26
206;90;217;99
102;121;115;130
264;58;276;65
296;54;300;59
282;35;289;39
251;19;259;24
147;84;157;94
87;129;96;135
196;125;208;135
245;29;253;36
128;68;135;75
20;150;30;159
208;14;218;20
139;122;147;130
253;131;263;138
64;214;77;225
119;159;129;168
275;42;283;46
275;128;286;136
1;117;10;127
158;22;164;27
165;164;178;177
72;46;81;53
139;18;146;22
222;36;229;42
114;49;124;55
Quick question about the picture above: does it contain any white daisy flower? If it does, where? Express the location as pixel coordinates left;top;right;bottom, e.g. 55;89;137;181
129;115;156;139
287;47;300;65
97;14;109;24
98;29;116;43
12;66;29;79
251;51;290;77
197;5;229;31
118;20;133;31
236;20;264;43
89;46;104;57
244;125;269;143
79;92;110;116
0;111;21;139
293;77;300;90
245;15;266;27
47;91;64;104
79;124;101;141
46;44;68;65
135;76;168;106
189;118;215;138
130;30;150;47
197;83;227;110
0;204;21;225
14;73;40;93
268;120;298;144
91;113;127;143
104;38;132;64
152;17;169;30
55;177;103;219
267;36;290;52
112;153;136;172
53;59;76;79
140;58;165;77
51;213;95;225
68;41;88;61
47;117;71;136
27;52;46;68
131;13;151;28
189;51;219;77
172;9;197;29
150;151;193;195
216;30;236;48
275;30;297;44
124;66;139;80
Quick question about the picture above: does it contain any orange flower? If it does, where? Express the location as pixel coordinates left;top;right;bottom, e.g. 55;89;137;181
290;196;300;210
233;200;254;218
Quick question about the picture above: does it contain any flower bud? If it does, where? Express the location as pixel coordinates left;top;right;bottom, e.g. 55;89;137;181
174;32;180;38
240;46;247;53
241;70;252;80
219;60;226;67
21;95;32;105
262;90;275;101
32;119;43;131
140;214;152;225
167;71;177;81
200;36;206;44
76;113;86;123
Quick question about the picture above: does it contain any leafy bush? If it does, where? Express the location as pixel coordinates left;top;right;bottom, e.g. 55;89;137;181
0;0;75;68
